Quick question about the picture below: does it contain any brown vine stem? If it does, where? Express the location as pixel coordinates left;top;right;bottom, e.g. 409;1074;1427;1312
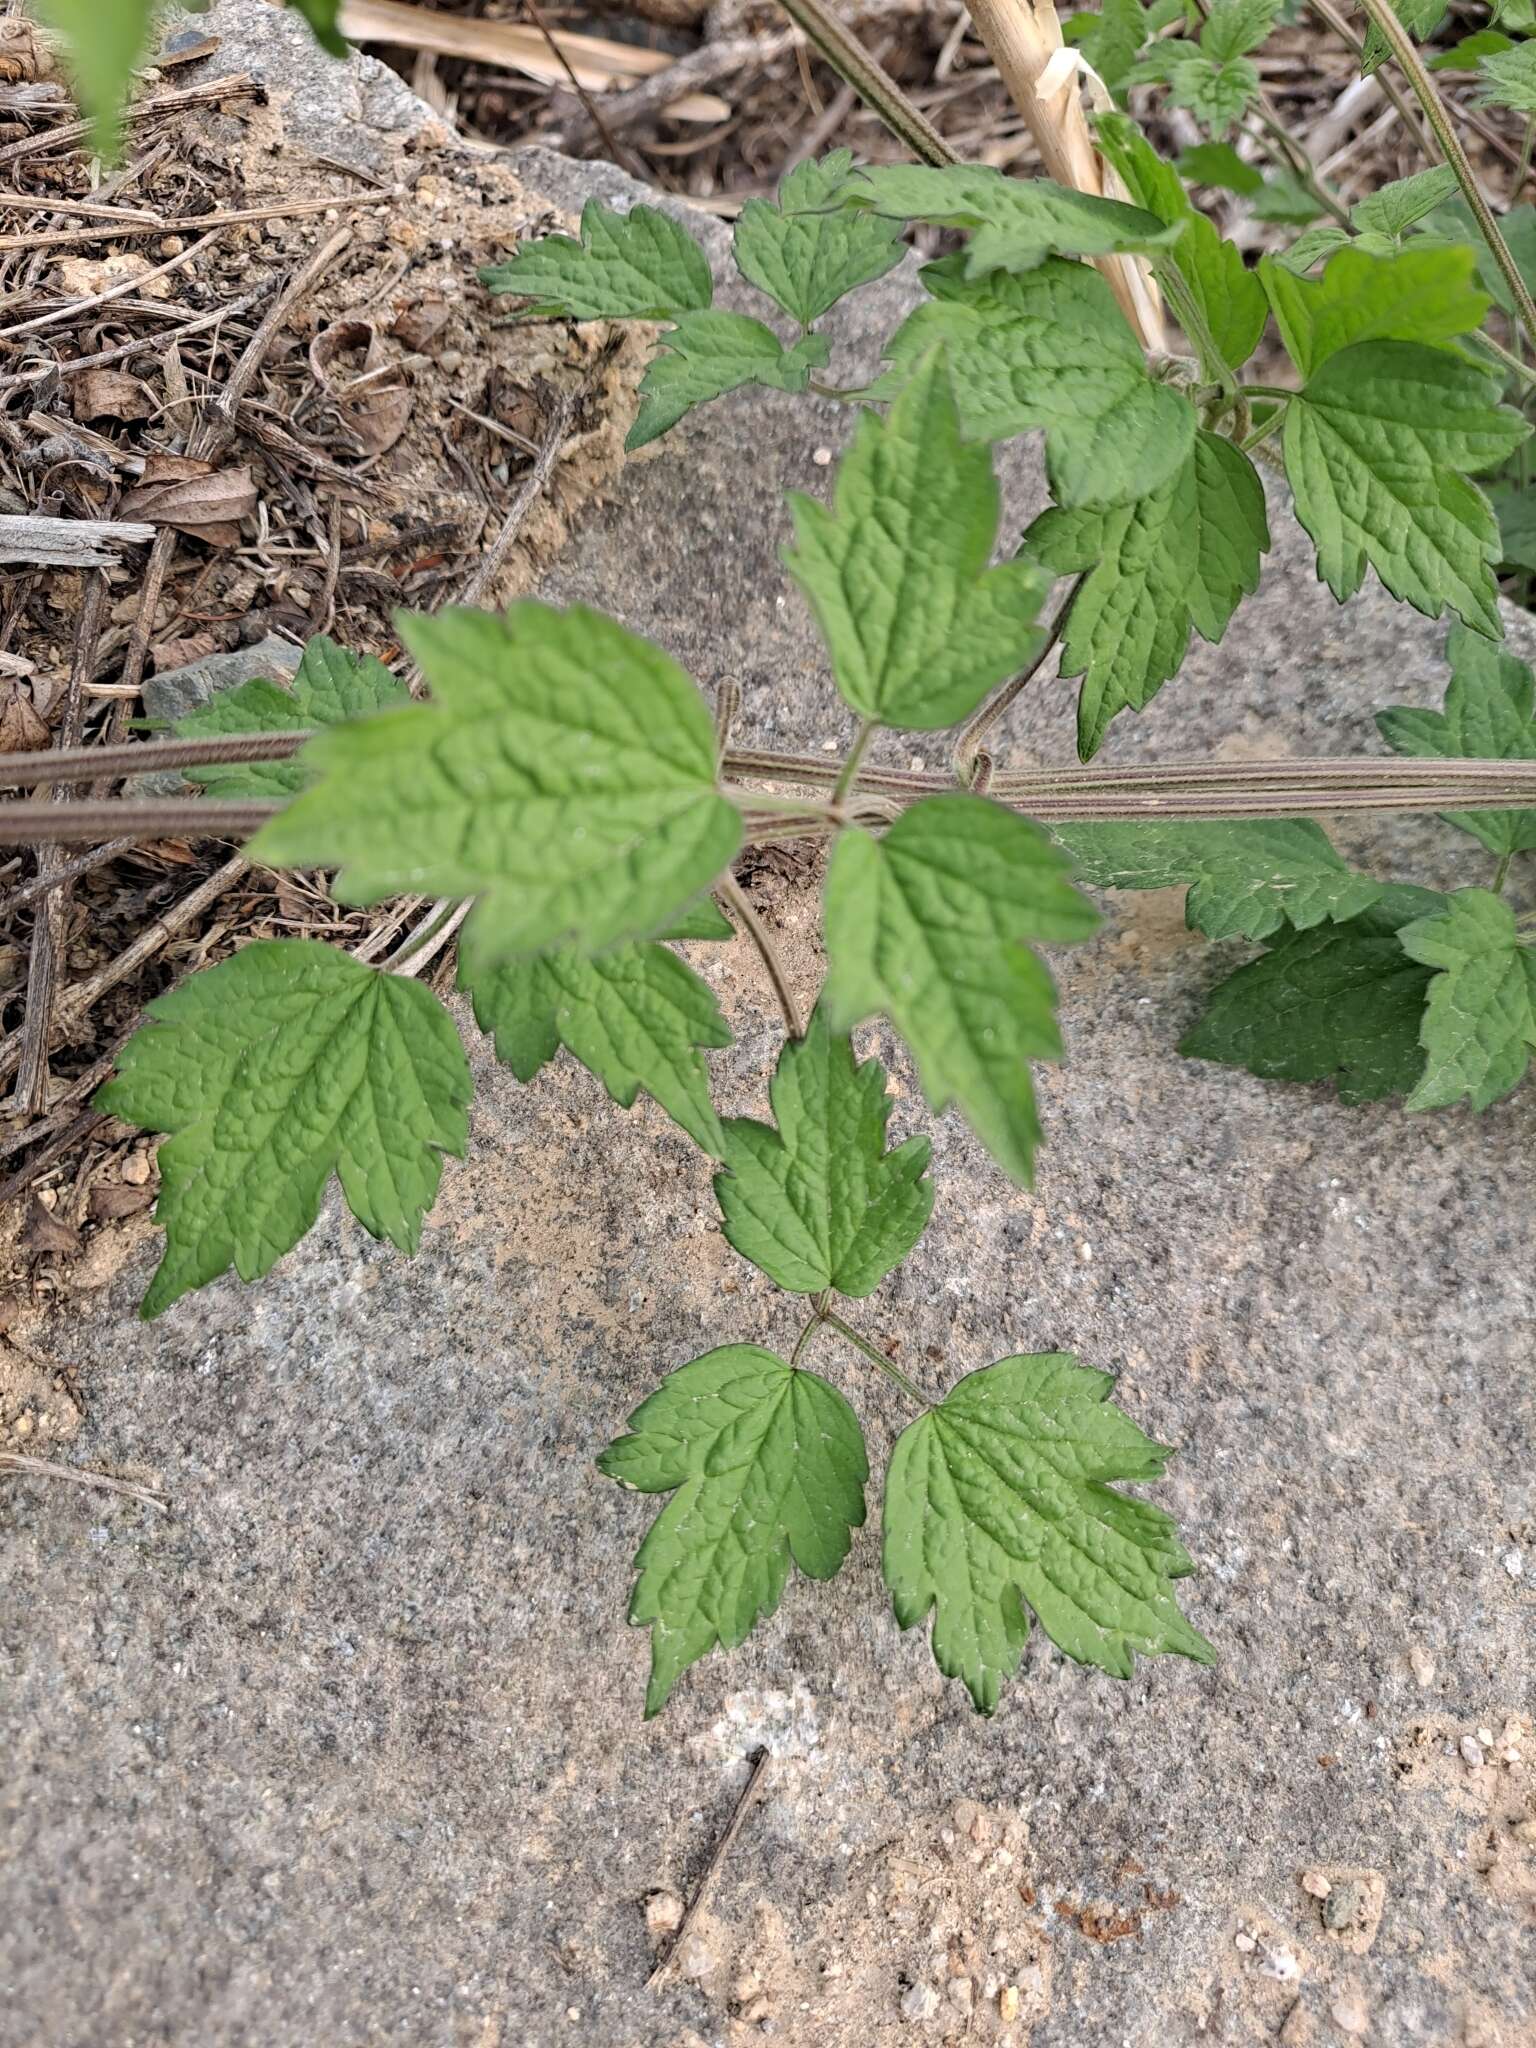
1355;0;1536;357
774;0;957;166
951;579;1081;782
820;1306;930;1407
717;872;806;1038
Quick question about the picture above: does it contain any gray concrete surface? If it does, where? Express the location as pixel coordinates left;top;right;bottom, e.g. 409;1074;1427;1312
2;21;1533;2048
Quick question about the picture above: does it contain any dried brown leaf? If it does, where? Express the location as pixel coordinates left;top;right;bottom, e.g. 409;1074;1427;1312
72;370;155;424
0;683;50;754
308;319;412;458
22;1197;80;1257
118;455;257;545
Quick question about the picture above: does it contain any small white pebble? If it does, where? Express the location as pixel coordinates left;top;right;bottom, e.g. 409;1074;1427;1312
1478;1726;1495;1746
1331;1992;1370;2035
901;1981;940;2023
1460;1734;1485;1767
998;1984;1020;2022
1234;1930;1257;1953
1301;1869;1332;1899
1503;1549;1525;1579
1408;1644;1436;1687
1260;1944;1301;1983
811;446;832;466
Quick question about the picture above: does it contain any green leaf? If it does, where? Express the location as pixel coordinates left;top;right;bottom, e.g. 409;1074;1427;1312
713;1007;933;1296
628;313;829;450
839;164;1182;277
174;637;405;799
1248;169;1326;226
1168;52;1260;137
1493;482;1536;572
732;149;904;327
1054;818;1383;939
598;1346;867;1715
1349;165;1461;242
875;256;1197;508
659;894;735;942
466;941;731;1155
250;603;742;980
1360;0;1443;72
1095;114;1267;369
1177;140;1263;196
785;353;1048;731
1477;41;1536;112
96;940;471;1318
35;0;156;156
287;0;348;57
1063;0;1151;96
479;199;712;319
1179;886;1447;1103
883;1351;1212;1712
1428;29;1515;68
1282;340;1528;636
1398;889;1536;1110
1377;625;1536;858
1277;225;1354;275
1026;429;1268;758
1201;0;1280;62
822;794;1099;1185
1261;243;1489;379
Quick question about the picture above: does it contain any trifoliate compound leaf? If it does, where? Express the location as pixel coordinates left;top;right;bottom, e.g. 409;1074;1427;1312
174;637;405;799
1377;623;1536;857
1054;818;1383;939
250;603;742;980
1179;886;1447;1102
822;794;1099;1185
733;149;904;327
599;1346;867;1715
874;256;1196;508
883;1351;1212;1711
839;163;1181;277
466;942;730;1155
1025;429;1268;759
479;199;712;318
1168;51;1259;137
1201;0;1280;61
713;1007;933;1296
786;354;1048;731
96;940;471;1318
1477;41;1536;111
34;0;155;156
1282;341;1528;636
1095;114;1267;371
628;313;830;449
1349;165;1461;242
1261;243;1489;379
1399;889;1536;1109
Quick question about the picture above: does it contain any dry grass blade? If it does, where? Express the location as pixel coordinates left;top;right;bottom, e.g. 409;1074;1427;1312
964;0;1164;350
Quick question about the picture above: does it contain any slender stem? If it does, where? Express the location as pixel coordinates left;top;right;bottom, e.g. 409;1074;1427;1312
1156;260;1235;394
821;1307;929;1408
1245;103;1351;226
832;720;877;805
1241;405;1287;454
717;871;805;1037
951;580;1080;783
1494;850;1513;894
1304;0;1439;167
1356;0;1536;356
790;1308;828;1367
1242;383;1299;403
1473;327;1536;391
1514;115;1536;208
0;727;313;787
774;0;956;166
